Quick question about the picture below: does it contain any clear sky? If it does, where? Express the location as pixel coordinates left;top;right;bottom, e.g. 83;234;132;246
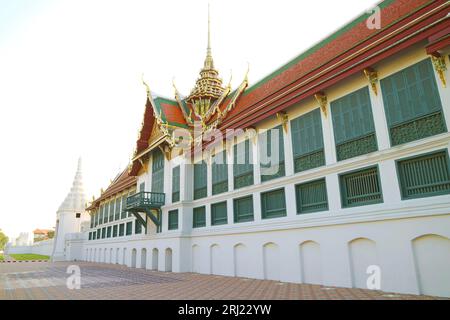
0;0;379;239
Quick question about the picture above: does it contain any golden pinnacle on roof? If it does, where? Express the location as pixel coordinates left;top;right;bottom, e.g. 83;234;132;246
187;3;225;117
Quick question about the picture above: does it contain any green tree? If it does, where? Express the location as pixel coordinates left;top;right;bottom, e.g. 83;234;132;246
0;229;9;251
47;230;55;239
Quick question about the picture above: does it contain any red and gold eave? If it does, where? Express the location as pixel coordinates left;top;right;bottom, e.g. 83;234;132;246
86;169;137;212
129;0;449;174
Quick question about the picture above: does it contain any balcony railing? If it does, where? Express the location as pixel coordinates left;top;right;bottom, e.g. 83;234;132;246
126;191;165;210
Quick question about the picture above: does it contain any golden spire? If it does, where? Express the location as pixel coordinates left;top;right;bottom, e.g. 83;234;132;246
187;3;225;116
205;3;213;69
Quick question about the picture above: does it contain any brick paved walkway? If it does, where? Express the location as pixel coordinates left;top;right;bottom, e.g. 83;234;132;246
0;262;446;300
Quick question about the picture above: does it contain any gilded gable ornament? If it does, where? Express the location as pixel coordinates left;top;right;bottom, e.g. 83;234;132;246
430;55;447;88
276;112;289;133
363;67;379;95
314;92;328;117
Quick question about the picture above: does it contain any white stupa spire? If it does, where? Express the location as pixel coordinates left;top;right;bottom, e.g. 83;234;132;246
58;157;87;212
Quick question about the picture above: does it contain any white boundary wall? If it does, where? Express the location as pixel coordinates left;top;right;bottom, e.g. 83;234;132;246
6;239;54;256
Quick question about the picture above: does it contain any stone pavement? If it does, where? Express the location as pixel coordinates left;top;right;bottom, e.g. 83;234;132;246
0;261;446;300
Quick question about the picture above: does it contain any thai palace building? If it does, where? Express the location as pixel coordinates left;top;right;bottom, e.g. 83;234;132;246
78;0;450;297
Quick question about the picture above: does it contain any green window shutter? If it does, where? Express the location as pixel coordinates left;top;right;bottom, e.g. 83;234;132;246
291;109;325;172
152;150;165;193
261;188;287;219
193;206;206;228
126;222;133;235
102;204;105;224
260;125;285;182
97;229;101;239
381;59;446;146
109;201;114;222
135;219;142;234
139;182;145;192
98;205;103;225
103;204;107;224
212;151;228;195
115;198;121;220
93;231;96;240
331;87;378;161
194;161;207;200
397;150;450;200
233;195;254;223
234;139;254;189
211;201;228;225
121;195;127;219
127;192;133;217
340;166;383;207
102;227;106;239
119;224;125;236
168;209;179;230
107;226;112;238
172;166;180;202
88;232;92;240
112;225;118;237
296;179;328;214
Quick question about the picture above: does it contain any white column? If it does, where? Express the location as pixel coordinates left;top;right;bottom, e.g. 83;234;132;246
227;146;234;191
205;203;211;227
326;173;341;213
253;191;262;221
162;209;169;232
164;157;172;202
207;158;212;197
181;161;193;201
285;183;297;217
379;160;401;204
320;106;337;165
180;206;193;233
146;158;152;191
283;122;294;176
253;135;261;185
227;198;234;225
368;82;390;151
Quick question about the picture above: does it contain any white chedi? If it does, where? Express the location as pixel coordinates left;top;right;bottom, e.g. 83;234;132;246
52;158;89;261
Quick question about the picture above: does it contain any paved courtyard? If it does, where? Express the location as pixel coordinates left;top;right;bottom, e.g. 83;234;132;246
0;261;445;300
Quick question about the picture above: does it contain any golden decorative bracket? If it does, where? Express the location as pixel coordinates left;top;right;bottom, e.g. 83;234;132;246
430;55;447;88
363;67;379;95
158;145;172;161
276;112;289;133
138;158;148;173
314;92;328;117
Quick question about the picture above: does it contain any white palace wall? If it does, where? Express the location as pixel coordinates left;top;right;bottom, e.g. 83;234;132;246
80;44;450;298
6;239;54;257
